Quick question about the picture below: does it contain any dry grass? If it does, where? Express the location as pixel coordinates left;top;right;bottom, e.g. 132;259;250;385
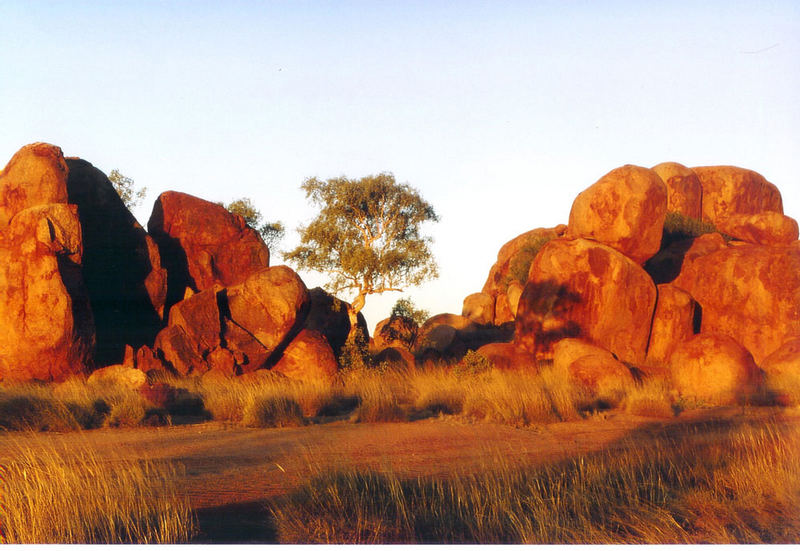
0;432;195;543
269;418;800;544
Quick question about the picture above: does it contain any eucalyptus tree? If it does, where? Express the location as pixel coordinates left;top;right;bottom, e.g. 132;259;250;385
224;197;285;249
285;172;439;337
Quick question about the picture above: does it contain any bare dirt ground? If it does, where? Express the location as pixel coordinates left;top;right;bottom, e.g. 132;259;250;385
2;406;798;542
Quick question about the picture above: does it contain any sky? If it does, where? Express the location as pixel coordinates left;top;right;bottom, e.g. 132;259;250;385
2;1;799;331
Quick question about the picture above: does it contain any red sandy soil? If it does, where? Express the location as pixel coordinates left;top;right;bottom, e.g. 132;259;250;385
1;406;797;542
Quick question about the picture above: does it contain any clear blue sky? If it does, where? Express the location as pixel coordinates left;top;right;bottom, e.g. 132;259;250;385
2;1;798;330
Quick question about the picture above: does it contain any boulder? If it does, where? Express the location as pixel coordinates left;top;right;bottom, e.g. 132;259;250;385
506;280;524;318
462;292;494;325
415;313;475;351
645;284;696;366
692;166;783;225
224;266;309;359
760;338;800;379
651;162;702;218
304;287;368;356
0;204;95;382
761;338;800;406
568;354;634;396
493;294;514;325
154;287;224;376
515;238;657;364
552;338;617;375
372;315;418;351
65;158;167;365
673;242;800;364
87;364;147;390
0;143;69;228
147;191;270;309
714;212;799;246
567;165;667;264
373;346;416;371
668;333;761;406
272;329;338;383
475;342;537;371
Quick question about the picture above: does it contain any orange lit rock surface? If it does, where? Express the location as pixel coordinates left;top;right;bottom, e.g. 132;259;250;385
272;329;338;383
148;191;270;308
645;284;696;365
462;292;495;325
651;162;702;218
669;333;761;406
0;142;69;228
515;238;656;364
714;212;799;246
0;204;95;381
674;242;800;364
476;342;537;371
692;165;783;224
567;165;667;264
568;354;634;395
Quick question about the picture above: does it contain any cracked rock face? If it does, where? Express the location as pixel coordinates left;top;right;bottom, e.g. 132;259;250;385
0;147;95;381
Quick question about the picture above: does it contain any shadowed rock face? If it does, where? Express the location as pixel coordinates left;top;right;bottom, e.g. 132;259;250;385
65;158;167;366
147;191;270;312
304;287;368;356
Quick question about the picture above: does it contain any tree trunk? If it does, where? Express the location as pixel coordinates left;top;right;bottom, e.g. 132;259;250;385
347;292;366;340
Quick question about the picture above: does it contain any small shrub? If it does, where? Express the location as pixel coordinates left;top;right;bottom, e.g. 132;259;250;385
453;350;493;378
506;234;557;286
242;393;306;428
661;212;732;248
104;394;146;427
339;332;371;372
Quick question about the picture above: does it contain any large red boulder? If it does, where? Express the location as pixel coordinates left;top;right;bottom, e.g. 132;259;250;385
645;284;697;366
0;204;95;381
476;342;537;371
0;143;69;228
552;338;617;374
651;162;702;219
462;292;495;325
515;238;657;364
714;212;799;246
65;158;167;365
673;242;800;364
692;166;783;225
567;165;667;264
272;329;338;383
224;266;309;359
147;191;270;309
669;333;761;406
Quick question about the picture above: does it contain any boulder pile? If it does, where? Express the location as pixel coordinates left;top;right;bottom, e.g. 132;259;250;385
0;143;362;384
446;162;797;406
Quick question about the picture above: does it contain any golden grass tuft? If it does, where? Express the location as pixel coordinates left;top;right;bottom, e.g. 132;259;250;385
270;419;800;544
0;433;195;543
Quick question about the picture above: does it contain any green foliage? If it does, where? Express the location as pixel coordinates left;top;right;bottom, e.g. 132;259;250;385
108;169;147;209
507;234;556;286
224;197;285;249
285;173;439;315
453;350;493;377
661;212;732;248
390;297;429;326
338;332;371;372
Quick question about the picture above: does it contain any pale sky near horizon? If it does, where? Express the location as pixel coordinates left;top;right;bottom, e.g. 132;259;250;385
2;1;799;331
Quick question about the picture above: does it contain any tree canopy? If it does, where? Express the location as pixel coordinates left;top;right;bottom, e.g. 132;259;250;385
285;173;439;329
108;169;147;209
224;197;285;249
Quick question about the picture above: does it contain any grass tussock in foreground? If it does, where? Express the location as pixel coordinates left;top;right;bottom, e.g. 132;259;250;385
270;419;800;544
0;433;195;544
1;353;676;432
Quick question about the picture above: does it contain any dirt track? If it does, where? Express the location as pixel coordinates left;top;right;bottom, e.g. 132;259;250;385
2;406;796;542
